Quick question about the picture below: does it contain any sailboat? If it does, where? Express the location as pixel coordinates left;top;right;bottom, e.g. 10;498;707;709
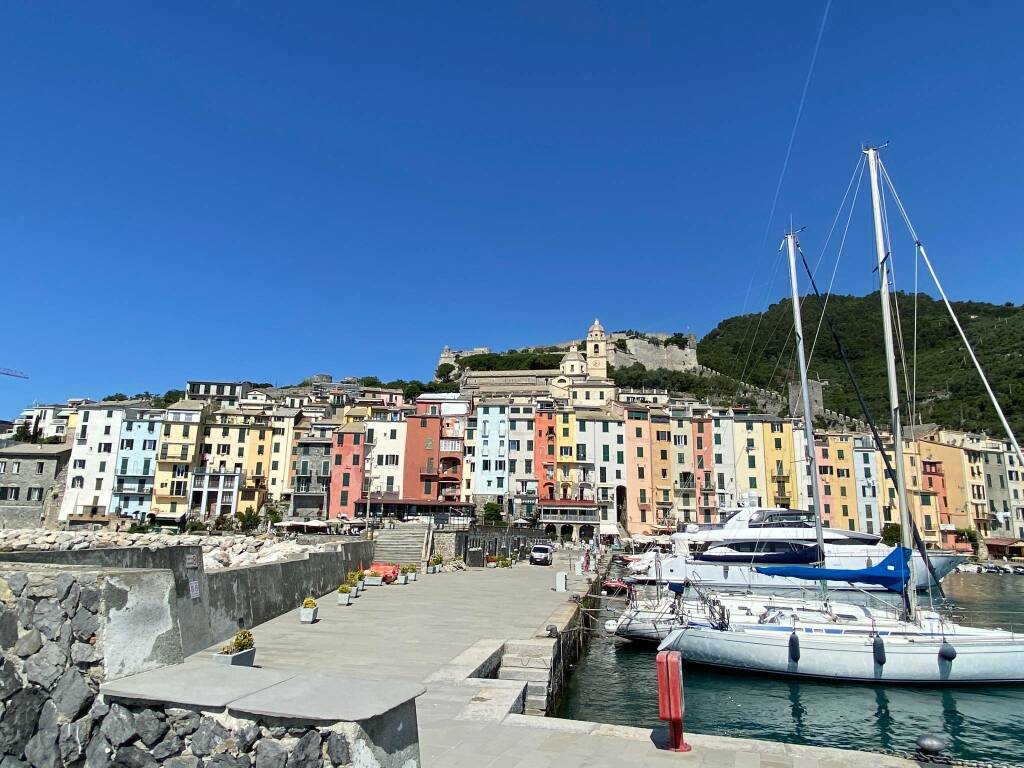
658;146;1024;683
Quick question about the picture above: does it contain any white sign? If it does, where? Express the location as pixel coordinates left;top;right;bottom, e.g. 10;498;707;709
184;553;199;569
188;579;200;600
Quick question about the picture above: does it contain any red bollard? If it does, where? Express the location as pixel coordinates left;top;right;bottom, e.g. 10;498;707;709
656;650;691;752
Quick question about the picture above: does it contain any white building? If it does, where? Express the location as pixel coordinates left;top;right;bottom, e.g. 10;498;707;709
60;400;149;522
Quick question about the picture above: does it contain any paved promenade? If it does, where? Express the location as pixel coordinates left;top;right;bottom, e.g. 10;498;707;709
188;554;915;768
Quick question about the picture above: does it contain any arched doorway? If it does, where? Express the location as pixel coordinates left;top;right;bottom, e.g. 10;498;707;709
544;523;557;539
560;524;574;542
579;524;595;543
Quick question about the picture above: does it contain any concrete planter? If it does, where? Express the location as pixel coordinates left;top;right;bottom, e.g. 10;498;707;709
357;579;365;592
299;607;318;624
212;648;255;666
364;575;384;586
337;592;351;606
486;561;497;569
397;574;408;585
407;572;417;582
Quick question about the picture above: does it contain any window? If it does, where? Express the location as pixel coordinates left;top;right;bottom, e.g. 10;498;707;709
696;437;703;450
602;445;610;462
11;462;20;474
617;451;624;464
638;466;645;479
0;461;5;473
714;433;721;445
340;491;349;506
747;455;756;469
144;440;156;450
27;488;43;502
774;438;782;450
98;443;112;454
94;478;103;491
35;462;44;474
635;427;643;438
424;480;432;494
425;438;433;449
636;447;644;458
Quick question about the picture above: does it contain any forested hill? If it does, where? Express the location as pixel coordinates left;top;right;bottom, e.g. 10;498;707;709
696;293;1024;437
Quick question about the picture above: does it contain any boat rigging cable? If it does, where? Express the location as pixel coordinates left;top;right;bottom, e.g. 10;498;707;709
794;242;946;606
878;160;1024;466
733;0;832;391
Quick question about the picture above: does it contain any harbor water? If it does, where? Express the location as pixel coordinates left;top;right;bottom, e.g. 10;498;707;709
556;572;1024;765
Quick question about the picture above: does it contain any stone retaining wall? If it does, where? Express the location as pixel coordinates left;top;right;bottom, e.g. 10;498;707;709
0;563;183;767
83;698;416;768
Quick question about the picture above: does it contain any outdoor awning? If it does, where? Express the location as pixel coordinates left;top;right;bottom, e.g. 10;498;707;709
152;512;185;522
599;520;619;536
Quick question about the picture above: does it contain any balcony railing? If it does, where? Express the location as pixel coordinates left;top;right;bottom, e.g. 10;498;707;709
158;445;194;462
771;472;790;481
114;486;153;496
538;510;600;524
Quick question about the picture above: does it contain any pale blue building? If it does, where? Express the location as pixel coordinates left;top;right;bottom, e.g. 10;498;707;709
112;405;163;520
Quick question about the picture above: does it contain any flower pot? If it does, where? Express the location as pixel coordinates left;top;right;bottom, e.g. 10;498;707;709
364;575;384;586
357;580;365;592
212;648;255;666
397;574;408;585
486;562;497;569
337;593;351;606
299;607;318;624
408;572;417;582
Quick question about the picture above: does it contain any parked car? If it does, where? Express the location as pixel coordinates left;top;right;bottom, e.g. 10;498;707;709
529;544;554;566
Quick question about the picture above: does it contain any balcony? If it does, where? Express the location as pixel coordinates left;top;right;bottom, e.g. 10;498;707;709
114;486;153;496
771;472;790;481
293;483;329;495
420;464;439;477
440;487;460;499
158;446;194;462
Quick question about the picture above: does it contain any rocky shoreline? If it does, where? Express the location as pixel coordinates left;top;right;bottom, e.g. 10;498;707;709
0;532;323;572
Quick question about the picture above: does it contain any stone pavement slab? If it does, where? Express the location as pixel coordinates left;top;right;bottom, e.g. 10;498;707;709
100;663;293;708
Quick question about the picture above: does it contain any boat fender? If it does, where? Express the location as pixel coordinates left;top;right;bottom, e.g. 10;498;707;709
788;631;800;663
604;619;618;634
873;635;886;666
939;642;957;662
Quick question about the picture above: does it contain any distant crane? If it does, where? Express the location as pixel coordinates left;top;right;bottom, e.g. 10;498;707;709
0;368;28;379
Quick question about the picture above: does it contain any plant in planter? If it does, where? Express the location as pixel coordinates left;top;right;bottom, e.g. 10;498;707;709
349;569;366;591
214;629;255;666
363;570;385;587
485;555;498;569
299;597;318;624
395;565;410;585
404;563;418;582
428;553;444;574
346;573;361;596
497;557;511;568
337;584;352;606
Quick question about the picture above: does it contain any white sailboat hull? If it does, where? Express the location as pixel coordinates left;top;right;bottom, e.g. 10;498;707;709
660;626;1024;684
630;549;964;592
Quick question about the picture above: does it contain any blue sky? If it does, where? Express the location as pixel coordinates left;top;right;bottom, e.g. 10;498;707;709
2;2;1021;416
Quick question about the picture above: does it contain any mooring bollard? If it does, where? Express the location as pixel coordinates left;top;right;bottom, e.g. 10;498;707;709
656;650;691;752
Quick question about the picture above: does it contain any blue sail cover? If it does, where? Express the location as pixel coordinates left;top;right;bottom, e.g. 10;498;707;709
754;546;912;592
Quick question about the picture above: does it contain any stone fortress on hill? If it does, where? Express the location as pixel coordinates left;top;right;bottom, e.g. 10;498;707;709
437;322;699;387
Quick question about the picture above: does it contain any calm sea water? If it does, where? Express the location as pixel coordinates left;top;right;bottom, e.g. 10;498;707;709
555;573;1024;764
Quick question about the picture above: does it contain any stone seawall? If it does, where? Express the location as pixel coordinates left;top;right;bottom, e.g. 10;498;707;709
0;541;375;657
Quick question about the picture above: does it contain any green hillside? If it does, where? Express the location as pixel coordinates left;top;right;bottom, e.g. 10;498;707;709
697;293;1024;437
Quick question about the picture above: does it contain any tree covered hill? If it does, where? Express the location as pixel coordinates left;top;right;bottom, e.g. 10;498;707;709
696;293;1024;437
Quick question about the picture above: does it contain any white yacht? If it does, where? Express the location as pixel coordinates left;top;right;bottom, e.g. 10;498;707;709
626;506;965;592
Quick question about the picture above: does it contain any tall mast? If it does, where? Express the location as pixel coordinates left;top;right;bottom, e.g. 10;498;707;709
866;146;917;621
784;230;827;598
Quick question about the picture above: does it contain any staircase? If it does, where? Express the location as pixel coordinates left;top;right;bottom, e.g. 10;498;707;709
373;522;430;566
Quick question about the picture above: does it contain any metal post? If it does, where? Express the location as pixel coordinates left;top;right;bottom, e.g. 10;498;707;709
866;146;917;620
784;231;828;597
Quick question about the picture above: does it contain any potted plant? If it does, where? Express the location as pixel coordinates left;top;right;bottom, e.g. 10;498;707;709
337;584;352;606
485;555;498;569
396;566;409;585
350;569;366;592
346;573;360;596
364;570;385;587
497;557;511;569
299;597;318;623
404;563;418;582
428;554;443;574
213;629;255;666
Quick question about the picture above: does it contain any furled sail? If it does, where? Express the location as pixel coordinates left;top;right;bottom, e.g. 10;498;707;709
755;546;911;592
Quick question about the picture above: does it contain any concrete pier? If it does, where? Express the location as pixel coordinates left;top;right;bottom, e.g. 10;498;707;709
188;553;916;768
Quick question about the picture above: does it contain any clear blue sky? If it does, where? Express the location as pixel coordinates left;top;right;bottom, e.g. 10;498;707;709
2;2;1021;417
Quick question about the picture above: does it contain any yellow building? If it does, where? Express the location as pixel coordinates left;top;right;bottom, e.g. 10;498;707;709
826;434;858;531
152;399;210;522
194;408;273;519
762;418;798;508
267;406;301;500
